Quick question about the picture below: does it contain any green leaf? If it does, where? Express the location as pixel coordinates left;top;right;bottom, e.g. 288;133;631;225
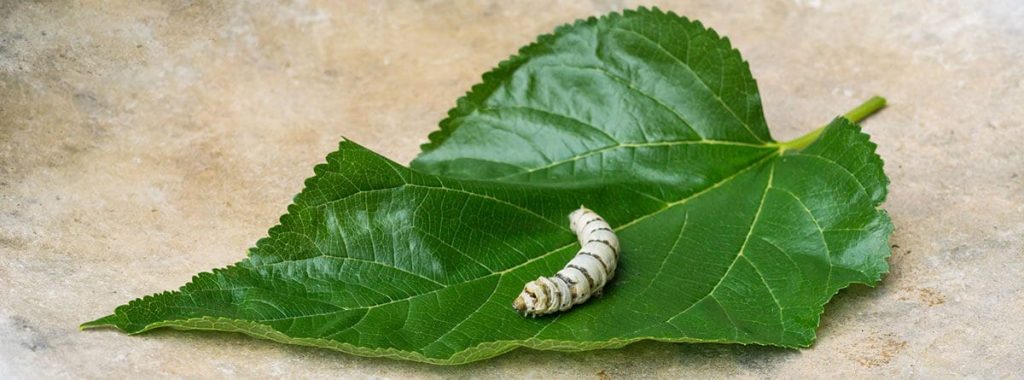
83;7;892;365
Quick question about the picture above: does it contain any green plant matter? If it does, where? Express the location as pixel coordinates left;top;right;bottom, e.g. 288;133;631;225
83;7;892;365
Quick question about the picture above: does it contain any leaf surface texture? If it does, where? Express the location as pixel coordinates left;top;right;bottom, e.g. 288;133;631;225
84;8;892;364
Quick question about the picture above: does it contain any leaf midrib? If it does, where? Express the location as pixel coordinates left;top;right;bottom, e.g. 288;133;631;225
120;146;792;363
488;139;771;182
230;149;782;322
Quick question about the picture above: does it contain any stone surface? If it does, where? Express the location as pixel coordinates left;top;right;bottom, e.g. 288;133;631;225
1;0;1022;378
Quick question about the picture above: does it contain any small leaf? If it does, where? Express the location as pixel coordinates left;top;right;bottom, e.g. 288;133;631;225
84;7;892;364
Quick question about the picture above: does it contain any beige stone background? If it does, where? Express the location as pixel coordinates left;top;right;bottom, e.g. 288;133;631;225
1;0;1022;378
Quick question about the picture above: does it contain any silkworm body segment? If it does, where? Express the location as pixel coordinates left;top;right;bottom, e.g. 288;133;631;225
513;206;619;316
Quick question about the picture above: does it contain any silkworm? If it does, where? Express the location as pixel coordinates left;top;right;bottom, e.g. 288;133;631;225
513;206;619;317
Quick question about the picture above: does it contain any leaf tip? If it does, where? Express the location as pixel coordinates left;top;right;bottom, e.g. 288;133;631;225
80;314;120;331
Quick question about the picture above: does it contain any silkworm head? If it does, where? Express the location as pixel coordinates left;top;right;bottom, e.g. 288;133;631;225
512;291;536;315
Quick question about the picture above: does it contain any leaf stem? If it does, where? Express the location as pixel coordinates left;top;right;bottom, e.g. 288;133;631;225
843;95;888;123
777;95;887;151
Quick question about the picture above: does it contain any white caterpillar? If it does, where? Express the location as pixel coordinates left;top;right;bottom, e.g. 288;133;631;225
513;206;619;317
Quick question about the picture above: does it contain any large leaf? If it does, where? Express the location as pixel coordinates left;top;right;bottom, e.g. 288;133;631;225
83;8;892;365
